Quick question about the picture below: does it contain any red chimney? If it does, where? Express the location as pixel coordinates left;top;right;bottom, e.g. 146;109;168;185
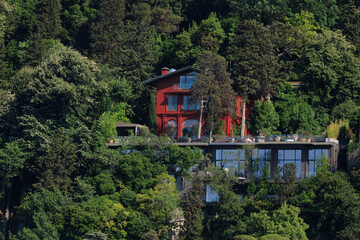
161;67;169;75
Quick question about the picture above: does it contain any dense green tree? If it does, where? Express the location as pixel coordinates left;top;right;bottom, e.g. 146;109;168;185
169;145;203;176
249;99;279;135
60;196;136;240
180;173;204;240
246;203;308;239
89;0;125;67
192;51;236;138
33;128;77;191
275;82;319;134
290;160;360;239
116;151;166;192
28;0;62;65
60;0;96;51
300;30;360;111
229;19;279;136
136;173;180;236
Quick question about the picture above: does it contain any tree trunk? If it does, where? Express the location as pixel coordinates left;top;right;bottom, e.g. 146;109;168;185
197;99;204;139
241;100;246;138
2;185;11;236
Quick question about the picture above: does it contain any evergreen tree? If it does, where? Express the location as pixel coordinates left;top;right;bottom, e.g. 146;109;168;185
89;0;125;67
28;0;62;65
181;173;204;240
192;51;236;138
228;20;279;136
34;128;77;191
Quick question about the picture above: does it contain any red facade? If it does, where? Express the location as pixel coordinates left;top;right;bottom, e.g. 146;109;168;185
143;67;247;138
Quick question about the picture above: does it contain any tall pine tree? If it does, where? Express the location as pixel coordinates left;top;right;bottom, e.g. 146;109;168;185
89;0;125;67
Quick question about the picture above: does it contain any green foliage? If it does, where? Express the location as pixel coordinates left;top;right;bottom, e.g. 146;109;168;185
213;188;246;239
326;119;353;143
169;145;203;176
34;128;77;192
0;141;26;185
246;203;308;239
258;234;289;240
97;102;131;141
285;11;320;36
193;51;236;137
89;0;125;67
250;100;279;134
60;196;135;240
275;82;320;134
234;235;257;240
300;30;360;111
93;173;116;195
181;173;205;240
116;151;166;192
229;19;279;99
136;173;180;232
82;232;108;240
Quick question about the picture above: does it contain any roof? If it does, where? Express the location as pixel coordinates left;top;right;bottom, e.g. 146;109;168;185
115;122;146;128
142;66;200;85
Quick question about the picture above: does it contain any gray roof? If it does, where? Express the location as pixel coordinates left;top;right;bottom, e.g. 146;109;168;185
142;66;200;85
115;122;146;128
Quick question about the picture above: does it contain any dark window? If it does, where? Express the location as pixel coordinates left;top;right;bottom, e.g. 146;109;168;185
168;96;178;110
183;96;200;110
308;149;328;177
180;75;197;89
278;149;302;178
216;149;245;177
252;149;271;178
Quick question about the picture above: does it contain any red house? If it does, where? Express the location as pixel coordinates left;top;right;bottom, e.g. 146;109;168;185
143;66;246;139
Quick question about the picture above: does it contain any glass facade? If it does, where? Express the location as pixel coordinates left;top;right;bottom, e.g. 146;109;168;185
278;149;302;178
168;96;178;110
216;149;245;177
308;149;328;177
252;149;272;178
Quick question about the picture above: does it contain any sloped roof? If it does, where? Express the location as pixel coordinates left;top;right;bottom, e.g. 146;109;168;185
142;66;200;85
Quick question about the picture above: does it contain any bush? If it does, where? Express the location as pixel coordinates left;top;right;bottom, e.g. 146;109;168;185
234;235;257;240
258;234;289;240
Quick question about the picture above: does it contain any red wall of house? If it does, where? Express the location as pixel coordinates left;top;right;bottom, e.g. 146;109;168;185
155;70;247;138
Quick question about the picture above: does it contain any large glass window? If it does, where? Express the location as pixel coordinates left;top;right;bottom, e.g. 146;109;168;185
206;185;219;203
308;149;328;177
182;119;198;137
252;149;272;178
180;74;197;89
216;149;245;177
278;149;302;178
183;96;200;110
168;96;178;110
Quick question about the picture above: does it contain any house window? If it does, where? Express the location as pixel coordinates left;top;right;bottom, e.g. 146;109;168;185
167;120;177;139
182;119;198;137
180;74;197;89
278;149;302;178
308;149;328;177
206;185;219;203
168;96;178;110
183;96;200;110
216;149;245;177
252;149;271;178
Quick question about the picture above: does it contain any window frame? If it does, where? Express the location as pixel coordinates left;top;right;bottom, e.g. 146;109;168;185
278;149;302;179
167;95;178;111
183;96;200;110
180;74;197;89
308;149;329;177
